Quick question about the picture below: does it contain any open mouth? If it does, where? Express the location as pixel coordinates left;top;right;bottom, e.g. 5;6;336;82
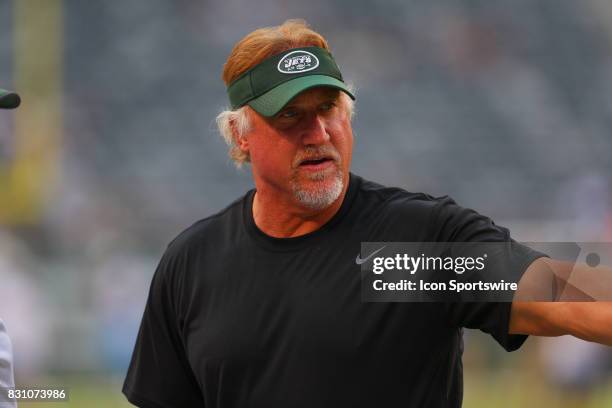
300;157;333;166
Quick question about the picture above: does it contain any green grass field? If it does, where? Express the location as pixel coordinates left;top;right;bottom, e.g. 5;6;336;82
13;372;612;408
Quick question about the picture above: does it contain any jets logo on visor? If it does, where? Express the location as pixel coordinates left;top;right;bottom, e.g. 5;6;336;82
277;50;320;74
226;46;354;114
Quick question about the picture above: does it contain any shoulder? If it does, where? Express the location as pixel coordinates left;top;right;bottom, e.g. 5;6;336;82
162;192;249;262
146;192;250;294
352;174;492;240
353;174;456;216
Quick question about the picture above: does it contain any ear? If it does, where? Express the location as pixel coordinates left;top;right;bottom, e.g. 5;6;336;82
230;117;249;153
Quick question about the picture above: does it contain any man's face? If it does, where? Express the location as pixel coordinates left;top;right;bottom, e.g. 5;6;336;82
240;87;353;210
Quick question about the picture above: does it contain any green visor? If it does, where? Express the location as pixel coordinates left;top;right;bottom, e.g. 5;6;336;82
227;46;354;117
0;88;21;109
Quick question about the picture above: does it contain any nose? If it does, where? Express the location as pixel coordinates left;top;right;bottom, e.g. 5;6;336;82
299;113;329;146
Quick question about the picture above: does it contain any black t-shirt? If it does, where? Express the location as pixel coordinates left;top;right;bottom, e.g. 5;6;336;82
123;173;544;408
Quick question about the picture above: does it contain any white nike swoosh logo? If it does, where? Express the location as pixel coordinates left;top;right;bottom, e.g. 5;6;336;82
355;246;387;265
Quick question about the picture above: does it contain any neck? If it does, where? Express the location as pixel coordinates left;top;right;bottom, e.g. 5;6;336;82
252;175;350;238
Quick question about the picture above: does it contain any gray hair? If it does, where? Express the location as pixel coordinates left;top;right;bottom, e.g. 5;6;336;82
216;88;356;168
215;106;252;167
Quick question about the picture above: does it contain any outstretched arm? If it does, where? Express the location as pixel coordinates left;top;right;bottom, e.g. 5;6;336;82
509;258;612;345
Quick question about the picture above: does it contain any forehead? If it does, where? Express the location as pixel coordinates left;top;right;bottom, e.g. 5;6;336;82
284;87;341;107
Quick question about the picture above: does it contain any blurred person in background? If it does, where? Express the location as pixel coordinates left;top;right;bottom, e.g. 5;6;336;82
0;88;20;408
123;20;612;408
0;320;16;408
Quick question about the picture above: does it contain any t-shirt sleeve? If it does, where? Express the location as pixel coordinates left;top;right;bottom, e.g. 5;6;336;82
122;247;205;408
431;196;547;351
0;320;17;408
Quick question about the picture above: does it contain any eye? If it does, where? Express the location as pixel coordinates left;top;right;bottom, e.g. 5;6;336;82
278;108;298;119
319;101;337;111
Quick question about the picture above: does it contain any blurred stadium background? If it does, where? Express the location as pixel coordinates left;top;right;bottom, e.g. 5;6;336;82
1;0;611;406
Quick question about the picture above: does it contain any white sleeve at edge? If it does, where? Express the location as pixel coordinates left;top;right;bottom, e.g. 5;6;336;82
0;319;16;408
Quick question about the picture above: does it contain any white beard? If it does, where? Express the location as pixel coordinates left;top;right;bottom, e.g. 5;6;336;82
291;168;344;210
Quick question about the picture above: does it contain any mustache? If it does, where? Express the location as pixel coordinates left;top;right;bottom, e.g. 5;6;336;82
292;146;341;168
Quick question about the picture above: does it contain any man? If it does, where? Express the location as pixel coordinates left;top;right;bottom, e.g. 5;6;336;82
0;88;20;408
123;20;611;407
